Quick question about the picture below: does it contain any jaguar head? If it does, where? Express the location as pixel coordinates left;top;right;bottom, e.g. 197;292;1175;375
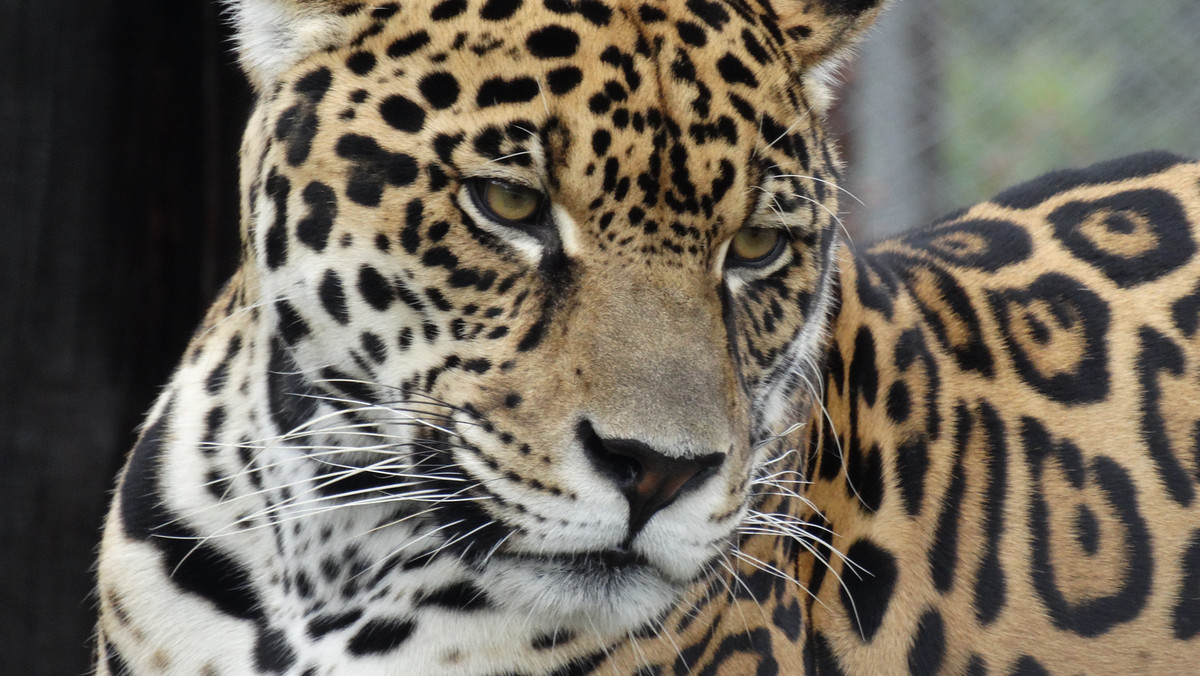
230;0;885;634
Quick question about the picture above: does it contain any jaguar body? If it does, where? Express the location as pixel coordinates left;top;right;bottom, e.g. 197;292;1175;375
96;1;1200;673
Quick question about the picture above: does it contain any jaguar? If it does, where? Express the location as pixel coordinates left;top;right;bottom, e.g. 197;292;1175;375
96;0;1200;673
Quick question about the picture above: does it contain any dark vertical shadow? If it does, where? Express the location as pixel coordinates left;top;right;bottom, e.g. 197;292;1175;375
0;0;249;672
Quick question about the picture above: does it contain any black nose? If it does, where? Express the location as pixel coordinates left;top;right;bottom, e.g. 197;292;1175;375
578;420;725;536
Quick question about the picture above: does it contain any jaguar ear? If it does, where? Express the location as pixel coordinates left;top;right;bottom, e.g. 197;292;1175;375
769;0;891;70
225;0;359;91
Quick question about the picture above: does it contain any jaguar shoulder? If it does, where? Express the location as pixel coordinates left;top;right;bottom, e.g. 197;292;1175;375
95;0;1200;674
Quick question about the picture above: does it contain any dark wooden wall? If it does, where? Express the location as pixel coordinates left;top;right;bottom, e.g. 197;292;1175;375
0;1;250;672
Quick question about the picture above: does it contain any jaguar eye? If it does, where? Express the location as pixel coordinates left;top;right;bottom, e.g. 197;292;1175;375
474;179;543;225
727;227;784;267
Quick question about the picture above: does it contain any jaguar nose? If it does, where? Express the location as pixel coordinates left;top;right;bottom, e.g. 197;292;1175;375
578;420;725;536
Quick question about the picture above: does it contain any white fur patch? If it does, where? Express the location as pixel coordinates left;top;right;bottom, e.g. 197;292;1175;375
226;0;352;90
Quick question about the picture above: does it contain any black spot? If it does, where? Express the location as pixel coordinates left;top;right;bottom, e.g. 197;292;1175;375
481;0;522;20
838;539;897;641
306;609;364;638
965;655;988;676
424;286;453;312
1074;504;1100;555
422;246;458;270
254;627;297;674
1174;530;1200;639
360;331;387;363
120;404;264;623
526;25;579;58
886;382;910;423
203;467;230;500
1022;417;1153;637
423;321;440;342
357;264;394;311
204;406;226;442
973;403;1008;626
1008;656;1049;676
845;438;883;513
848;327;879;407
430;0;467;21
268;338;318;435
893;328;941;440
319;270;350;324
335;134;419;207
350;21;385;46
296;181;337;252
638;5;666;22
346;51;376;75
1171;280;1200;338
427;221;450;242
1136;327;1195;507
703;628;778;676
576;0;613;26
379;94;426;133
1050;189;1195;287
896;217;1032;272
400;198;424;254
686;0;730;30
264;170;290;270
592;129;611;155
675;21;707;46
716;53;757;87
907;610;945;676
370;3;398;18
415;581;491;610
433;132;463;164
275;67;332;166
874;253;994;376
419;72;460;109
853;255;898;318
893;438;928;517
548;651;611;676
741;28;770;64
346;617;416;655
988;273;1110;404
476;76;540;107
462;358;491;374
274;299;311;344
547;66;583;95
387;31;431;58
319;365;376;404
930;403;970;593
807;631;845;676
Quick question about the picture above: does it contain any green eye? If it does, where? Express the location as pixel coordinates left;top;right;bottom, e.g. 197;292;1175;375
728;227;784;267
476;179;542;224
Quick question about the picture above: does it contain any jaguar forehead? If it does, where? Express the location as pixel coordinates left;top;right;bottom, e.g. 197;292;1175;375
251;0;838;252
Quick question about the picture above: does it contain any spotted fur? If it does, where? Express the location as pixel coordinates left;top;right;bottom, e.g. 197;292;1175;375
96;1;1200;674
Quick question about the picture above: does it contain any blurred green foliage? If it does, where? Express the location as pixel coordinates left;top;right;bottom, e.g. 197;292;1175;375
936;0;1200;207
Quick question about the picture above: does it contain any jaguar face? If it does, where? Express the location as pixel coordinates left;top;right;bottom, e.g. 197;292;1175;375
241;0;880;633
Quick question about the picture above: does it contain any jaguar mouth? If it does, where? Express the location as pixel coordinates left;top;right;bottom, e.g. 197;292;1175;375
479;547;681;634
502;546;652;574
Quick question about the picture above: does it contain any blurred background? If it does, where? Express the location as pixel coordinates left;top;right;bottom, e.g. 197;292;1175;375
2;0;1198;672
836;0;1200;241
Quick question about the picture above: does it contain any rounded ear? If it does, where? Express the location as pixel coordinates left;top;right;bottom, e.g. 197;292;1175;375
224;0;359;91
770;0;891;69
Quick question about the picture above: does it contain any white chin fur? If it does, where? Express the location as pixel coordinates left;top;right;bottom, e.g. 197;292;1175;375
478;557;680;636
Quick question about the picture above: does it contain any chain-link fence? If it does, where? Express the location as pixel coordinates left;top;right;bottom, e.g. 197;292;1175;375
833;0;1200;242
